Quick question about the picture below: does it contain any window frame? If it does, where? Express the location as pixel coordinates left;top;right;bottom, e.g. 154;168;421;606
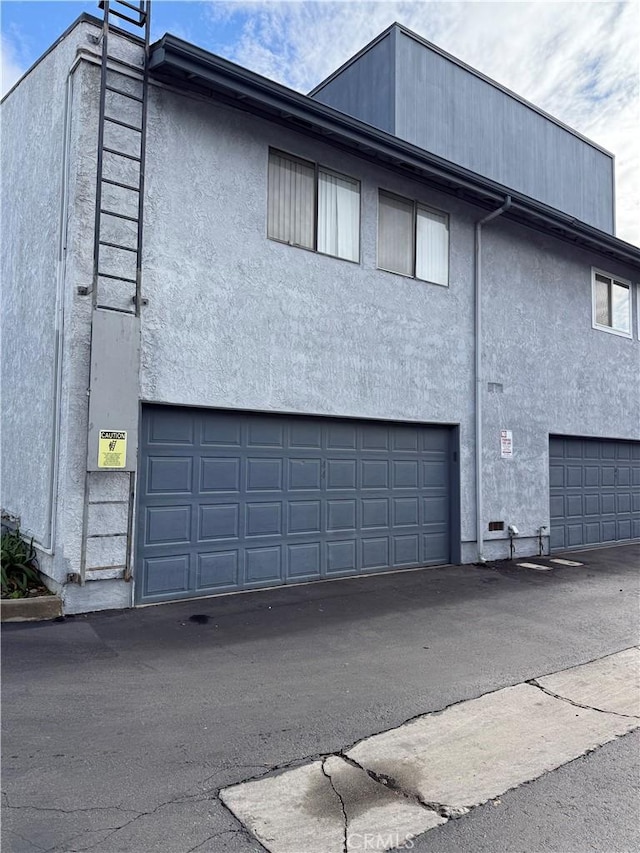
591;267;632;339
267;148;361;264
376;189;450;287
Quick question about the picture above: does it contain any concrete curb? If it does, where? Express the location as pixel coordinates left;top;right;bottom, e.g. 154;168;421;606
1;594;63;623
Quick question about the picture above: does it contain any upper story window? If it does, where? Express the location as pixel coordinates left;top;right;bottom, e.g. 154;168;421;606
592;269;631;338
267;150;360;262
377;190;449;286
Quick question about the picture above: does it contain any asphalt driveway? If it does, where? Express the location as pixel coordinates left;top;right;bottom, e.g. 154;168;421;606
2;544;639;852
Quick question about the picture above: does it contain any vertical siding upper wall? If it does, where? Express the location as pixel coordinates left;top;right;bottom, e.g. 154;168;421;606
311;32;395;134
312;27;614;233
395;32;614;232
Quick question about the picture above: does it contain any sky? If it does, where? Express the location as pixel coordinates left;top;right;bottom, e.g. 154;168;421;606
1;1;639;245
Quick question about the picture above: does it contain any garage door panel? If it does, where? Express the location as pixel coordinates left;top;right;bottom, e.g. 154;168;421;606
289;458;322;490
245;546;282;583
199;504;239;541
149;411;194;445
584;466;599;487
246;458;283;491
423;532;448;564
288;501;321;534
392;427;419;452
549;436;640;552
138;409;453;603
566;495;582;517
361;498;388;529
361;426;389;451
197;551;239;590
327;423;357;450
326;539;357;574
361;537;390;570
327;499;357;531
144;554;190;596
393;535;419;566
327;459;356;489
147;457;192;493
246;502;282;537
289;422;322;449
202;415;241;447
393;460;419;488
201;457;239;492
146;505;191;545
361;460;389;489
394;497;419;527
287;543;321;579
617;520;631;540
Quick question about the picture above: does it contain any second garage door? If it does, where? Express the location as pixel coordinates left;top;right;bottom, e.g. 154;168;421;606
549;435;640;550
137;407;455;604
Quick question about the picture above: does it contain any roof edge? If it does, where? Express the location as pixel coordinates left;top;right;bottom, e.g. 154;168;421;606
309;21;613;160
149;34;640;265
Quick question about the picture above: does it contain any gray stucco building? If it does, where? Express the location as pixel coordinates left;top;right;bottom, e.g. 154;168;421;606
2;8;639;614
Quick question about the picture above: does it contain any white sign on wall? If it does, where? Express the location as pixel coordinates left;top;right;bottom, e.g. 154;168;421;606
500;429;513;458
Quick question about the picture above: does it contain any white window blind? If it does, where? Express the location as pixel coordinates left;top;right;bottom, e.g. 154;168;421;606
317;170;360;262
612;281;630;333
378;192;413;276
416;206;449;285
267;152;314;249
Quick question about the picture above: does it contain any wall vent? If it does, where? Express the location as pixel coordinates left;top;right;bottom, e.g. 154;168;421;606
488;520;504;531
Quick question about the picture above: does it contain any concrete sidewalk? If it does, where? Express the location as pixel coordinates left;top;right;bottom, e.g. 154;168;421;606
2;544;639;852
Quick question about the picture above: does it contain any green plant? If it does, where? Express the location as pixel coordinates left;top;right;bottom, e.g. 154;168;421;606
1;528;40;598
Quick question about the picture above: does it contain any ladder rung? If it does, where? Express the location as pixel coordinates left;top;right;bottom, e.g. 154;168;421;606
104;115;142;133
102;177;140;193
105;84;144;103
100;208;138;223
99;240;138;253
110;0;147;15
106;55;145;75
108;8;146;26
98;272;138;284
103;146;141;163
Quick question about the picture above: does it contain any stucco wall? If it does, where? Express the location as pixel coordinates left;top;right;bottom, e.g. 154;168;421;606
140;82;639;563
0;25;85;561
479;221;639;556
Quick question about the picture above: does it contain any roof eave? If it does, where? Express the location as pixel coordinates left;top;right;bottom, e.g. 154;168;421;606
149;35;640;269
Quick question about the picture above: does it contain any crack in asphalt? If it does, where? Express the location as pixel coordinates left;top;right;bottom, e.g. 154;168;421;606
527;679;640;720
184;828;245;853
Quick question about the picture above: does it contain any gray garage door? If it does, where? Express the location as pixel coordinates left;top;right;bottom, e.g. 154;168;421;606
136;407;454;603
549;436;640;551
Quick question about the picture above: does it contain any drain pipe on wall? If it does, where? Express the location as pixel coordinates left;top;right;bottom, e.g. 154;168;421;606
474;195;511;562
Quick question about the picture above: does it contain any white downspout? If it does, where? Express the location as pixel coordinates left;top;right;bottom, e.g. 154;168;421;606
474;196;511;562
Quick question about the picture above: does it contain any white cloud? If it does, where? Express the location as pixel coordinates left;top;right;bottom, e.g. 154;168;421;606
206;1;640;245
0;33;26;98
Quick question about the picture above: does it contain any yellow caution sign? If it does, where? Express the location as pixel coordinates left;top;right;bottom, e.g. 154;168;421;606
98;430;127;469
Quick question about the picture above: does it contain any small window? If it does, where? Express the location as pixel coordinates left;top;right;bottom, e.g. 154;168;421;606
267;150;360;262
591;269;631;337
378;190;449;285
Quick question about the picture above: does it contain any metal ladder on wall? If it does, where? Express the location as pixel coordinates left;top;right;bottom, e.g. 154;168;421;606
91;0;151;315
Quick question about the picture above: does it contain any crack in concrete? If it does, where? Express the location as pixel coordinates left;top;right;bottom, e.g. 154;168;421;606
527;679;640;720
339;753;468;821
320;758;348;853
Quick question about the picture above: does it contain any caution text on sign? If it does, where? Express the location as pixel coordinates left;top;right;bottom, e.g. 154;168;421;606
98;430;127;469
